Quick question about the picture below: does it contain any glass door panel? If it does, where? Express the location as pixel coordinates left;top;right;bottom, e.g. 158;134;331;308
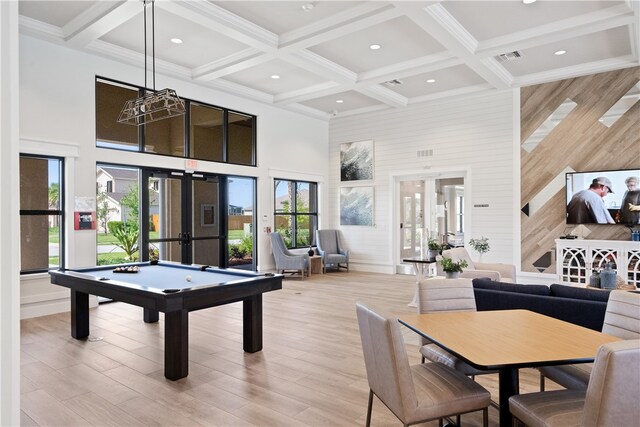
191;177;222;266
145;171;184;262
228;177;255;270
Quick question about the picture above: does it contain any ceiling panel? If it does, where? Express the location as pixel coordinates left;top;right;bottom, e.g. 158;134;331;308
213;1;364;35
19;0;101;27
386;64;488;98
100;7;249;69
444;0;625;41
223;59;329;95
308;16;446;73
300;90;380;114
502;26;632;76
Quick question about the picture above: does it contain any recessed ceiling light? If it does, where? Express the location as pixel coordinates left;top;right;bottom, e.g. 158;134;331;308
336;99;344;104
271;75;280;79
426;79;436;83
522;0;537;4
369;44;381;50
301;3;315;12
554;50;567;56
170;38;183;44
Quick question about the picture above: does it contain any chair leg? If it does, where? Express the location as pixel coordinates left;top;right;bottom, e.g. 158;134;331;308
540;372;545;391
421;356;425;363
438;419;443;427
483;408;488;427
366;389;373;427
456;414;461;425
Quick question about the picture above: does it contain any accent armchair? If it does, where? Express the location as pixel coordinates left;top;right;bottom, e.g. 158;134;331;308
269;232;309;280
315;229;349;272
435;247;516;282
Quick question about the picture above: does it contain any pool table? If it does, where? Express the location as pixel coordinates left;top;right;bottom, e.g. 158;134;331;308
50;261;283;380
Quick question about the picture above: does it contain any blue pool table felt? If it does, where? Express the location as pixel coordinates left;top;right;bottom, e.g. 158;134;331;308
85;264;260;292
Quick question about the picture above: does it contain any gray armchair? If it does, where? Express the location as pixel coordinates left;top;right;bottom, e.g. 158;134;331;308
315;229;349;272
436;247;516;282
269;232;310;280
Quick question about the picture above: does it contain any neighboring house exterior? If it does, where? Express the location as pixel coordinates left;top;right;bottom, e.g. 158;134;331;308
96;167;158;232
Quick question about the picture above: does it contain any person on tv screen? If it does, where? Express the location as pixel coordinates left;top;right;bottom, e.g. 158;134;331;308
566;176;615;224
623;176;638;199
620;189;640;224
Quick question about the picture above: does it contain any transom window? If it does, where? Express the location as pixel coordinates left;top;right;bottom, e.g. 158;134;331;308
96;77;256;166
274;179;318;249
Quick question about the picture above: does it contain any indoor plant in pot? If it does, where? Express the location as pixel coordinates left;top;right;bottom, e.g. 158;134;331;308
439;256;468;279
427;238;443;261
469;236;490;262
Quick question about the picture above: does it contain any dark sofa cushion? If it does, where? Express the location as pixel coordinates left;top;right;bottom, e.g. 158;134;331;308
473;288;607;331
550;284;611;303
472;278;550;296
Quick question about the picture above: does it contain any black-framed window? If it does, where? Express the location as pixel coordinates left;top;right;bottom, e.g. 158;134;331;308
95;77;256;166
19;155;64;273
274;179;318;249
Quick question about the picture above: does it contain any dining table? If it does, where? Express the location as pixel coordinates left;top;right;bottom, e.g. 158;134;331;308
398;309;621;427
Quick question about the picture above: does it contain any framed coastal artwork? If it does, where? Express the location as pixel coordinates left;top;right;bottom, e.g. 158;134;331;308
340;140;374;182
340;186;374;226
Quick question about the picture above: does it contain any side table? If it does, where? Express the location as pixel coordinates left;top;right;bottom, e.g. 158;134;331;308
310;255;323;275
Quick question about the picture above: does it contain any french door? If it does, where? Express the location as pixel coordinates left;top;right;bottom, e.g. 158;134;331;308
140;169;227;266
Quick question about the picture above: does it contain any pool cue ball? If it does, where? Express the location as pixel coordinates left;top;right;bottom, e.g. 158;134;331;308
185;275;192;282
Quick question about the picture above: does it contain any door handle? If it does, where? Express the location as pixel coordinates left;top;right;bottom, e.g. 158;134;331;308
178;232;192;245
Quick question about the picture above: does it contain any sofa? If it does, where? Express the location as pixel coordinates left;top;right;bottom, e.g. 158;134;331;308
472;278;612;331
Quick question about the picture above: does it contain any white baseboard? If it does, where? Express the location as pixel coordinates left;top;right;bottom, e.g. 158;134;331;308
20;296;98;319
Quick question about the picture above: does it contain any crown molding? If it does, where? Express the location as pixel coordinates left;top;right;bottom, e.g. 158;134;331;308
206;78;274;104
274;81;343;105
19;15;64;43
64;1;139;48
192;49;272;81
357;84;408;108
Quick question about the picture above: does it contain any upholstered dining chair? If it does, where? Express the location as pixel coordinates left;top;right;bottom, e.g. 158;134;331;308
418;278;499;379
435;247;516;282
538;290;640;391
269;232;309;279
510;339;640;427
355;302;490;427
315;229;349;272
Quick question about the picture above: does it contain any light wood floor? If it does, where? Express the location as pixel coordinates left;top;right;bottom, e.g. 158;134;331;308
21;271;559;426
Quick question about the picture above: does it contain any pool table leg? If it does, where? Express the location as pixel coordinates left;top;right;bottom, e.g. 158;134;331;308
143;308;159;323
70;290;89;339
164;309;188;380
243;295;262;352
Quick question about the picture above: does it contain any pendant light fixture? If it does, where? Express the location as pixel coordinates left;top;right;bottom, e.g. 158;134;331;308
118;0;185;126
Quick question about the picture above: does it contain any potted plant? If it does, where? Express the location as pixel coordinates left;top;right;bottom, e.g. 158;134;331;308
439;256;468;279
469;236;490;262
426;238;443;261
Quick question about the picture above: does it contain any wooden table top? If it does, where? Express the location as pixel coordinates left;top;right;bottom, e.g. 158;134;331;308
399;310;622;369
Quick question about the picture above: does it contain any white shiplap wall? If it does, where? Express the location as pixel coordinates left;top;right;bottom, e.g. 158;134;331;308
328;90;517;274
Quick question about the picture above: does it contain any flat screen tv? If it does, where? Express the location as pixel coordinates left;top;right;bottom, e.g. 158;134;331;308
566;169;640;225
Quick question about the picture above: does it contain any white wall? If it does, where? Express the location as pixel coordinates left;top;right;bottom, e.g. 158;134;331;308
19;35;329;318
0;2;21;424
328;90;517;274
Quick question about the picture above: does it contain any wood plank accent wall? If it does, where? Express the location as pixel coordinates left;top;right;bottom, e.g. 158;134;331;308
520;67;640;273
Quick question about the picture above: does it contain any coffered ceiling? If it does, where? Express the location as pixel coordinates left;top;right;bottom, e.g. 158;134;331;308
19;0;640;120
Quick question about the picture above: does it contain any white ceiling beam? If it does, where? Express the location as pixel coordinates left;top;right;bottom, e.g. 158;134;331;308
192;49;273;81
512;55;639;87
274;82;344;105
357;53;462;85
394;2;512;90
285;49;357;85
279;3;403;52
64;0;140;48
156;1;278;53
476;4;637;58
356;84;408;108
